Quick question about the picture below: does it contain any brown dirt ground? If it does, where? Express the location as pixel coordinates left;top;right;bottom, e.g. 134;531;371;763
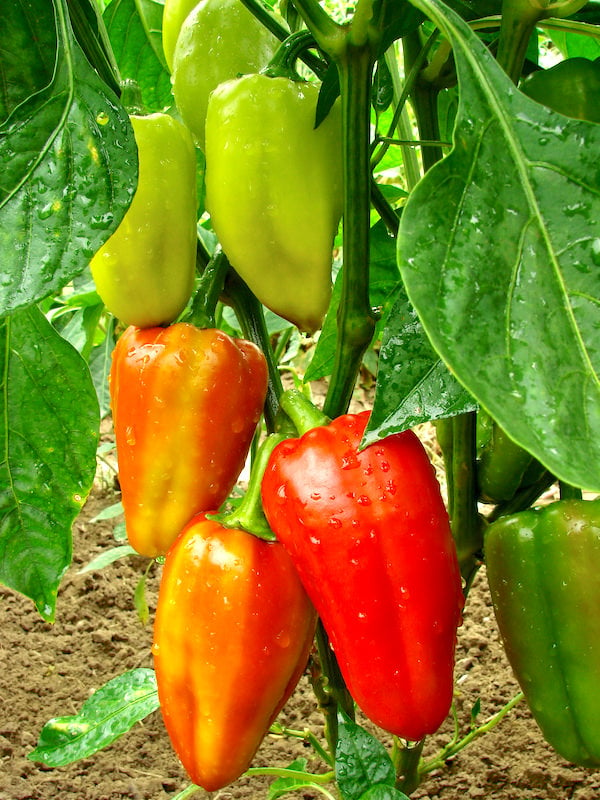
2;401;600;800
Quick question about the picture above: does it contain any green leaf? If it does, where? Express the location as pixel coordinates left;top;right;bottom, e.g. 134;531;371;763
29;668;159;767
89;500;123;522
365;289;477;441
399;0;600;491
360;787;410;800
335;715;395;800
0;0;137;316
104;0;172;113
78;544;136;574
0;307;100;620
134;569;151;625
88;315;115;418
268;758;311;800
549;28;600;60
0;2;55;120
53;303;105;361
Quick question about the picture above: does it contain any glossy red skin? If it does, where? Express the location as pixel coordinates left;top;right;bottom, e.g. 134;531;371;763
110;323;267;557
153;514;317;791
261;411;464;740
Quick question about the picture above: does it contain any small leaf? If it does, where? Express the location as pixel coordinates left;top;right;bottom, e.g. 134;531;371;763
134;570;150;625
88;315;116;418
365;289;477;441
29;669;159;767
471;697;482;725
268;758;311;800
89;500;123;522
336;715;395;800
77;544;136;574
360;786;411;800
0;307;99;620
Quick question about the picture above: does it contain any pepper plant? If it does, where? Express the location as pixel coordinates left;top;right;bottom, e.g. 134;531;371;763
1;0;599;797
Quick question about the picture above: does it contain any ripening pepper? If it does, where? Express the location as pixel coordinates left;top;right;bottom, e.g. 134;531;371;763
161;0;198;72
205;74;342;333
170;0;284;150
261;406;464;740
90;113;197;329
152;513;317;791
486;499;600;766
520;57;600;123
109;323;267;558
476;411;549;504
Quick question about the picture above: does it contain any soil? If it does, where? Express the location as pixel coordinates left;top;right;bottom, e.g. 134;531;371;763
2;407;600;800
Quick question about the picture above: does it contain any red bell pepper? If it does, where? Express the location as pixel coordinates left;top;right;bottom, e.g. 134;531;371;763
261;395;464;740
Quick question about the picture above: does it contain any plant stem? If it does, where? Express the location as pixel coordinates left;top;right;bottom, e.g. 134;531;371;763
183;248;230;329
371;34;438;188
403;31;443;173
324;42;378;419
288;0;344;52
223;269;284;432
395;738;425;795
246;766;335;783
449;412;484;585
419;692;524;777
279;389;330;434
495;0;540;85
559;482;583;500
271;722;334;766
216;434;286;540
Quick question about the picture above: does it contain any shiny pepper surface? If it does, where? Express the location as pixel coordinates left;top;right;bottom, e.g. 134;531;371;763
261;411;464;740
109;323;267;557
90;113;197;328
153;514;317;791
161;0;198;72
486;499;600;767
171;0;283;150
477;412;547;504
205;74;342;333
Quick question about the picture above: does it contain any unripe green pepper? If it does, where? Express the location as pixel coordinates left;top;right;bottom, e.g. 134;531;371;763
90;113;197;329
205;74;342;333
476;411;547;504
171;0;284;151
486;499;600;766
161;0;198;72
520;57;600;122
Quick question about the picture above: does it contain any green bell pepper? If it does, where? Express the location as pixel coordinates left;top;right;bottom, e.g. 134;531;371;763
477;411;548;504
170;0;284;151
485;498;600;767
161;0;198;72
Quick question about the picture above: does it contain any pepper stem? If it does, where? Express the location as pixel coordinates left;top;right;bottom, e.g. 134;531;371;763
223;268;285;433
279;389;330;435
183;247;230;330
262;29;326;81
214;434;287;541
